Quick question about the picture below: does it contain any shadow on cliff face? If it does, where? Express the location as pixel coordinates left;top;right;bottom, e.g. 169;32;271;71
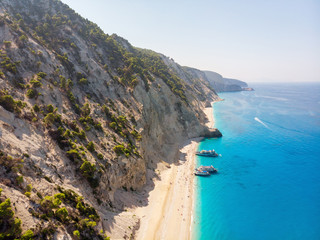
100;138;199;233
112;168;156;210
100;144;192;234
100;168;158;236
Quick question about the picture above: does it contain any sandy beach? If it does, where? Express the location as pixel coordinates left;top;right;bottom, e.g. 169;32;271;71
203;102;215;129
133;102;215;239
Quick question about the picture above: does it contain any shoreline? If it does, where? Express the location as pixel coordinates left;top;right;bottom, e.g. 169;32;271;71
203;101;216;129
133;101;216;239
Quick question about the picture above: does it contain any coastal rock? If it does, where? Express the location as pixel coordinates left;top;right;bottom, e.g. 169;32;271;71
202;128;223;138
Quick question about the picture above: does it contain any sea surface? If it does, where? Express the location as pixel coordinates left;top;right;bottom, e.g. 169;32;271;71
192;83;320;240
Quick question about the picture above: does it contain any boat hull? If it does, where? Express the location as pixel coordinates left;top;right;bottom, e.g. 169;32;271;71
194;172;210;176
195;153;218;157
196;166;218;173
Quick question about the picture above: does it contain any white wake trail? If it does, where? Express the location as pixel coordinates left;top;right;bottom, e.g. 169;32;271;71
254;117;271;130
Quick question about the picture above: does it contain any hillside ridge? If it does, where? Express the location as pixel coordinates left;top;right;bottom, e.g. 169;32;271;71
0;0;240;239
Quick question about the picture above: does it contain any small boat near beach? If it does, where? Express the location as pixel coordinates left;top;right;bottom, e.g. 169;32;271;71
194;166;218;176
194;170;210;176
197;165;218;173
195;149;219;157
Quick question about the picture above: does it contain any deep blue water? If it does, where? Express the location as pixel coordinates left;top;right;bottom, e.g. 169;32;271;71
192;83;320;240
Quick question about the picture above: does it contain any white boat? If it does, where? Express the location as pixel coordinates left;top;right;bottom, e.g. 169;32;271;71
194;170;210;176
197;165;218;173
195;150;218;157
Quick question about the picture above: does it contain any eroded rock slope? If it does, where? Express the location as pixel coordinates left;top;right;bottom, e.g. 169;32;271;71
0;0;221;238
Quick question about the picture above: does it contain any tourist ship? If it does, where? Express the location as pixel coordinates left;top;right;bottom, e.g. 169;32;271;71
194;170;210;176
195;150;219;157
196;165;218;173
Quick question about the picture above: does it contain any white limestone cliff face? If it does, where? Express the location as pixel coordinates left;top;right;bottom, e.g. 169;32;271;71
0;0;223;238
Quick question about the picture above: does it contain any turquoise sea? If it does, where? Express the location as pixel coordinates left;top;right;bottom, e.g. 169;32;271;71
192;83;320;240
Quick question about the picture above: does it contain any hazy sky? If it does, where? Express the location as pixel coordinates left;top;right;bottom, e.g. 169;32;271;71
61;0;320;83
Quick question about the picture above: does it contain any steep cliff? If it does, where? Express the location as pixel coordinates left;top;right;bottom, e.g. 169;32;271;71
203;70;248;92
0;0;221;238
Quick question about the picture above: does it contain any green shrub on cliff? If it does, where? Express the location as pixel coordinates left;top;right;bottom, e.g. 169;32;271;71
113;144;125;155
109;122;117;130
43;113;55;126
33;104;40;112
130;129;142;141
117;115;127;124
113;144;131;156
24;192;31;198
97;153;103;160
19;35;28;43
0;91;26;113
79;130;86;140
3;41;11;48
37;72;47;78
20;230;34;240
55;207;69;222
0;198;14;219
43;112;61;127
66;149;81;161
0;94;16;112
79;78;88;84
46;104;54;113
67;91;75;102
73;230;80;238
0;197;23;239
40;194;65;214
80;161;96;178
30;79;42;88
86;141;95;152
26;89;37;98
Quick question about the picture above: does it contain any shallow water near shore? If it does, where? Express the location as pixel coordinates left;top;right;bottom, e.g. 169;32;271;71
192;83;320;240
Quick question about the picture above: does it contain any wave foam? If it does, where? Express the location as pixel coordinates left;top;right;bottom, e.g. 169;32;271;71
254;117;271;130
